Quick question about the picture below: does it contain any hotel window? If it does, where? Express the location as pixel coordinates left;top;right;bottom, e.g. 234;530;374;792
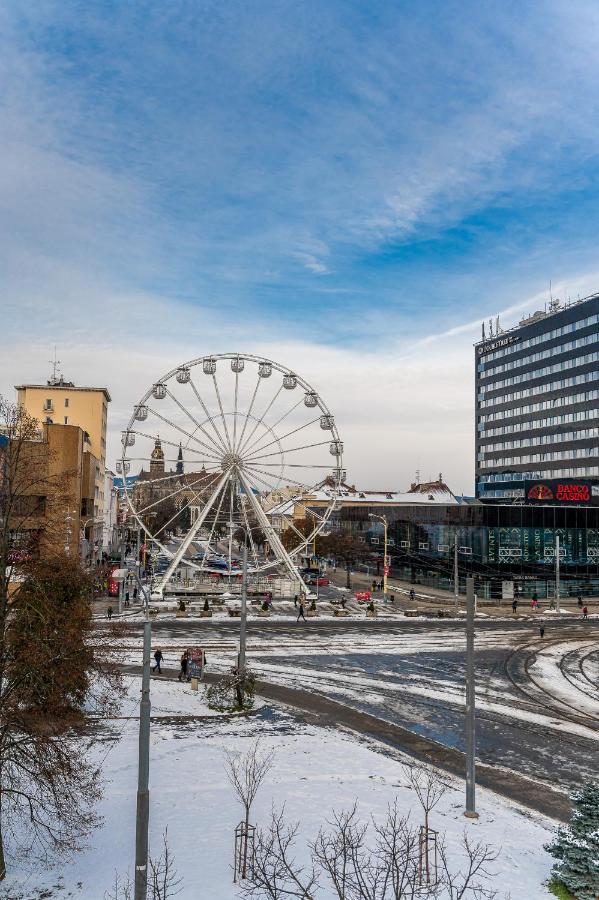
64;398;69;407
64;416;68;424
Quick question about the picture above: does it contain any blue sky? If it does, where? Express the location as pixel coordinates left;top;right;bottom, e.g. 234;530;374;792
2;0;599;489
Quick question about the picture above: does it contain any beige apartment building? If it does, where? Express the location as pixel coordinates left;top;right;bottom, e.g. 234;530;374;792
15;378;111;554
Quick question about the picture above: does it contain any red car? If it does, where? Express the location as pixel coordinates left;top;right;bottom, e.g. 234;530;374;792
355;590;371;602
307;575;329;586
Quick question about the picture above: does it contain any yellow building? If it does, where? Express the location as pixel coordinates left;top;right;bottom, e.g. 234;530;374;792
15;378;111;545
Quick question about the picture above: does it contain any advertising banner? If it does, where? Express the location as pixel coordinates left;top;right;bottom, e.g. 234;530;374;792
524;479;599;505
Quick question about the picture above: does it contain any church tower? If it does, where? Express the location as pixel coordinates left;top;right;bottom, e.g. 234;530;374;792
176;442;184;476
150;437;165;477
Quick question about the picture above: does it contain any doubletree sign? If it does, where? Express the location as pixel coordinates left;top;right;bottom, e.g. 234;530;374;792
525;479;599;504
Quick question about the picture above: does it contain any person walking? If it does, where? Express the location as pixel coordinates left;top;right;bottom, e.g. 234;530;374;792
409;588;415;603
512;599;518;614
577;596;583;609
539;623;545;639
107;605;113;620
153;649;163;674
133;586;138;601
583;605;589;620
178;650;189;682
294;594;298;608
125;589;130;607
297;599;306;622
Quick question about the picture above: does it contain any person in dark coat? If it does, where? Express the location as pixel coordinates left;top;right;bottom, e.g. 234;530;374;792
539;623;545;639
512;599;518;614
153;649;163;674
178;650;189;682
577;596;583;608
107;606;113;620
297;600;306;622
582;605;589;620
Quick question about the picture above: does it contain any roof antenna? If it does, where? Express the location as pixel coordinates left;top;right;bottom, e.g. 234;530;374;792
49;346;61;385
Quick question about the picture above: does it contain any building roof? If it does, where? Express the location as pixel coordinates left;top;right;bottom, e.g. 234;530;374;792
269;487;460;518
15;383;112;402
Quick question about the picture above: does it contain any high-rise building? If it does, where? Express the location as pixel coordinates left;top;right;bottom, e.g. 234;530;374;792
15;377;111;542
475;293;599;501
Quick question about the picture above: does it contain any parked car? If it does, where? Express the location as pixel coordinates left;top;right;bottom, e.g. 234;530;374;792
307;575;329;586
355;590;372;602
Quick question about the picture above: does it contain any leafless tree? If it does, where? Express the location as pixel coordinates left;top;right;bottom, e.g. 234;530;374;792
149;828;183;899
405;764;448;884
439;831;500;900
241;807;319;899
105;830;182;899
226;739;275;879
237;803;502;900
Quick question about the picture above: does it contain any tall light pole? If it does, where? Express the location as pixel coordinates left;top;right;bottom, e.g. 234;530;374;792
112;565;151;900
555;534;561;614
369;513;388;602
453;535;459;611
464;576;478;819
229;523;249;699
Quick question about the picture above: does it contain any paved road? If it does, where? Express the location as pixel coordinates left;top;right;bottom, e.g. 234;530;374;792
114;616;599;800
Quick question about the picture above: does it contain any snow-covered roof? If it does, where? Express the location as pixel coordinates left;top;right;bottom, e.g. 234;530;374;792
268;488;460;517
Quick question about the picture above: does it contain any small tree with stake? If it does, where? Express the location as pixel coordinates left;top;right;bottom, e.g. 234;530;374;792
226;740;274;882
545;782;599;899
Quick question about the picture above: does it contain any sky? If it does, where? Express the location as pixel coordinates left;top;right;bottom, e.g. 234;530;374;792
2;0;599;493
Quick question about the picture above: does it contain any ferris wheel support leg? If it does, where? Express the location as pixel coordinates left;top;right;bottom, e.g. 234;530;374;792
153;469;231;596
238;469;310;596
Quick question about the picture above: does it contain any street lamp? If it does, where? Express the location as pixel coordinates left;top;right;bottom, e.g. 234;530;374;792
228;523;249;683
111;565;151;899
369;513;389;603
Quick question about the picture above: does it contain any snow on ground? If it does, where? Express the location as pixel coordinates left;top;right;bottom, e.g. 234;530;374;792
2;694;557;899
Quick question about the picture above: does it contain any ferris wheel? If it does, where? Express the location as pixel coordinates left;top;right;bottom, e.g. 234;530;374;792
119;353;343;595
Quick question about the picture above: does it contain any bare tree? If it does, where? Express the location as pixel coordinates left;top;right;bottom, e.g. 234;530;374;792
241;807;319;899
405;764;447;884
439;831;500;900
237;802;502;900
149;828;183;899
105;830;182;899
226;740;275;880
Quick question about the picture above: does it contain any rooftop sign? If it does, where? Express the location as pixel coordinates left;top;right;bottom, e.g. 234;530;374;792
477;334;520;355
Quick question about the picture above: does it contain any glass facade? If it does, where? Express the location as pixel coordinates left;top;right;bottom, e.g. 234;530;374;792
309;502;599;599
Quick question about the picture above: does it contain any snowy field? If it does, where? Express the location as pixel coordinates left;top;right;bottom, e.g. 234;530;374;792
2;683;558;899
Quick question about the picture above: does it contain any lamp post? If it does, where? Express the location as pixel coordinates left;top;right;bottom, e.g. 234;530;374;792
228;523;249;695
369;513;388;602
112;565;151;899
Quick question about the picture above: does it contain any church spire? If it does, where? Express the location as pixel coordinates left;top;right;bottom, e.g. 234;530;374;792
176;442;184;476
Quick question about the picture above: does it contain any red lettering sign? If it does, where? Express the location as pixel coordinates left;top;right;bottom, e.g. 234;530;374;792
556;483;589;503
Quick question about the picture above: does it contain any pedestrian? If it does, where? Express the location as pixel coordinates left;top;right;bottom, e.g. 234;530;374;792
297;599;306;622
340;596;346;609
133;586;138;600
178;650;189;682
583;605;588;620
539;623;545;639
107;605;113;620
409;588;415;603
371;580;377;593
577;596;583;608
125;589;130;607
512;599;518;614
153;649;163;674
294;593;298;607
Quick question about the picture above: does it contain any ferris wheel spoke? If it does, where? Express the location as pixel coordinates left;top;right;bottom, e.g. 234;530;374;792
249;462;336;469
193;478;230;571
134;466;221;516
243;417;321;461
235;371;262;453
128;429;221;465
154;468;232;594
240;496;260;571
237;383;284;457
242;466;279;493
246;439;332;462
211;373;233;453
145;406;223;461
232;369;240;451
241;395;305;458
165;387;226;458
188;376;229;455
238;468;309;591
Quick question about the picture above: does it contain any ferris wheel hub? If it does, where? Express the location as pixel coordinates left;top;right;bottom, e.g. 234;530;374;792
221;450;243;471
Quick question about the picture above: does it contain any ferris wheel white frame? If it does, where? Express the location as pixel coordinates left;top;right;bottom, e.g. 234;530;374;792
120;352;343;595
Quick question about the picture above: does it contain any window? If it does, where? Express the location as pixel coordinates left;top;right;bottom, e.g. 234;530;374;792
64;398;69;407
419;542;429;550
371;537;379;545
45;417;53;424
64;416;68;424
400;540;409;548
43;399;53;410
